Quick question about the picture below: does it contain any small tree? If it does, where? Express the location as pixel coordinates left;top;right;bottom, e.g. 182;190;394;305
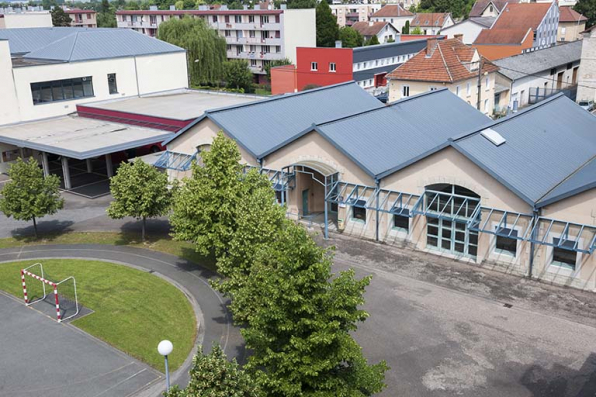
223;60;254;92
164;344;261;397
365;35;380;46
316;0;339;47
411;26;423;34
0;157;63;239
107;159;171;241
50;7;72;27
338;26;364;48
574;0;596;28
403;20;410;34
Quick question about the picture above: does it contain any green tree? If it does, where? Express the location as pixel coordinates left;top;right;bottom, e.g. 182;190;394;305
50;7;72;26
239;220;389;396
158;17;227;86
365;35;380;46
97;0;116;28
223;60;254;92
164;344;261;397
125;0;141;9
228;0;243;9
402;20;410;34
316;0;339;47
575;0;596;28
264;57;292;80
0;158;63;239
338;26;363;48
107;159;172;241
175;0;183;9
170;132;244;257
411;26;423;34
287;0;316;8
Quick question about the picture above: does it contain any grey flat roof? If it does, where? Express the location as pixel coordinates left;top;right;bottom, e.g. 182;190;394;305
83;90;263;121
352;39;428;63
0;115;173;160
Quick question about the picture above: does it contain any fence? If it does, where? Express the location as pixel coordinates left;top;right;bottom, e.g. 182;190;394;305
529;84;577;105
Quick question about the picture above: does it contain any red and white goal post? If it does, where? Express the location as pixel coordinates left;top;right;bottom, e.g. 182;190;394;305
20;263;79;322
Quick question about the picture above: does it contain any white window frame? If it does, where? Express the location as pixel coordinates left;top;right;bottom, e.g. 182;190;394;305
402;85;410;98
485;76;490;91
329;62;336;72
311;62;318;71
546;232;583;277
466;82;471;96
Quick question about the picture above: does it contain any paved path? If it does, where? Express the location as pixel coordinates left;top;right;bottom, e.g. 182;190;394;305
0;245;244;397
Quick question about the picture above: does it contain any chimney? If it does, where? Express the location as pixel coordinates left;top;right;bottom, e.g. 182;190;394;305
426;38;438;56
454;33;463;41
335;40;342;48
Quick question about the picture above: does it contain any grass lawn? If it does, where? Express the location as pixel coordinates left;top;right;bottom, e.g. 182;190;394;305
0;259;196;372
0;231;216;272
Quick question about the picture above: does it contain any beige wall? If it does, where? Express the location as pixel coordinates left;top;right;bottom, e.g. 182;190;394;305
0;12;52;28
0;41;21;125
282;9;316;63
558;21;586;42
388;72;497;116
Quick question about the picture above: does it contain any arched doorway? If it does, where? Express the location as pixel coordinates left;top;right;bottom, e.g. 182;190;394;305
422;184;481;258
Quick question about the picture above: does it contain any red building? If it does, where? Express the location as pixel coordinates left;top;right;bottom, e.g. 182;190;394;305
272;47;353;94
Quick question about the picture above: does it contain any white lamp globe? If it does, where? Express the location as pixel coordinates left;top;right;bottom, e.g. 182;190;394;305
158;340;173;356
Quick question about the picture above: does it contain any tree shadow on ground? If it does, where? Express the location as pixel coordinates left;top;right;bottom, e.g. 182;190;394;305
10;220;74;242
521;353;596;397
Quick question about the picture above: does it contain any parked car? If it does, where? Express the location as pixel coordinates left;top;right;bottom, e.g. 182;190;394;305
578;100;594;111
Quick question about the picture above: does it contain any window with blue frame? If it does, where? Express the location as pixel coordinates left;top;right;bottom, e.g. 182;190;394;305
392;208;410;232
351;200;366;222
495;228;518;257
552;238;577;270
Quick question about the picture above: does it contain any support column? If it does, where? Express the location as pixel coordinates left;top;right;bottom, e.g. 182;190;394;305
61;157;71;190
324;176;329;240
41;152;50;177
18;148;24;159
105;154;114;178
86;158;93;173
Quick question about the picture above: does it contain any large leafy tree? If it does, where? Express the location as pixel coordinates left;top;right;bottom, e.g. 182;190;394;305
575;0;596;28
316;0;339;47
165;344;261;397
223;60;254;92
107;159;172;241
97;0;116;28
158;17;227;86
287;0;316;9
338;26;363;48
50;7;72;27
0;157;63;239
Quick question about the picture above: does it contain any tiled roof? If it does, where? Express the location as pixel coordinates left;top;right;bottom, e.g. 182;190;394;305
469;0;518;17
352;21;393;36
387;38;498;83
474;28;531;45
411;12;450;28
371;4;414;18
559;6;587;22
489;3;551;31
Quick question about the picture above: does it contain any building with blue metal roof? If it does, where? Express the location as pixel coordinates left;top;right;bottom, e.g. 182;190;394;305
164;84;596;292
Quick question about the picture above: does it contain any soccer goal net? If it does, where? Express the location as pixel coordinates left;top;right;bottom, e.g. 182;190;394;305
20;263;79;322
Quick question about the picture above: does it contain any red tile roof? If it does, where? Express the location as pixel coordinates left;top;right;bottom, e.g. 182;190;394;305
469;0;519;18
352;21;393;36
559;6;587;23
387;37;498;83
490;3;551;31
474;28;532;45
411;12;450;28
371;4;414;18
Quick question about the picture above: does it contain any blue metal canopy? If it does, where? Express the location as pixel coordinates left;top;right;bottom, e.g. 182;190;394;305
412;190;481;221
527;217;596;254
154;150;196;171
243;165;295;191
468;207;534;240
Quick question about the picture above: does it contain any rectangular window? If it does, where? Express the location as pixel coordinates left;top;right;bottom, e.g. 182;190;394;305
261;15;269;24
485;76;490;90
393;214;409;232
212;15;218;23
250;59;257;67
30;76;93;105
351;201;366;222
235;15;242;23
311;61;318;71
552;238;578;270
329;62;336;72
107;73;118;95
484;98;489;112
249;15;255;23
249;45;256;52
466;82;471;96
249;30;256;38
456;85;460;96
225;15;230;23
402;85;410;97
495;228;518;256
262;45;270;53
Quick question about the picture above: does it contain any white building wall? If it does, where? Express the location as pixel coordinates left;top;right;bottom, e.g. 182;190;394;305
0;41;21;124
281;9;315;64
508;64;577;109
535;2;559;48
370;15;413;32
440;20;484;44
0;12;52;28
577;29;596;102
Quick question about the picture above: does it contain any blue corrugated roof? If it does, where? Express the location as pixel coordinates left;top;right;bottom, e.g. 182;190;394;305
314;89;490;178
452;94;596;206
538;158;596;207
165;82;384;158
0;27;184;61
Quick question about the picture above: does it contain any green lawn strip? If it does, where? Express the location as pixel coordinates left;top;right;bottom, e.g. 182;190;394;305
0;259;196;372
0;232;216;272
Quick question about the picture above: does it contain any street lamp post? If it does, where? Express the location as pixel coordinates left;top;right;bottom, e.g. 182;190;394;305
158;340;174;392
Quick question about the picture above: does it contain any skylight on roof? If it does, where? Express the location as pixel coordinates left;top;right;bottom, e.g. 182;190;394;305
481;128;506;146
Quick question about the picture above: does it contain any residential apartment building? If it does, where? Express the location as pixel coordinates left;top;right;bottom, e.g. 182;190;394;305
474;2;559;60
558;6;587;42
115;6;315;81
369;4;414;32
493;41;581;113
64;8;97;28
270;39;427;95
410;12;453;35
387;37;499;115
0;7;52;28
330;4;381;27
352;21;399;43
0;27;187;126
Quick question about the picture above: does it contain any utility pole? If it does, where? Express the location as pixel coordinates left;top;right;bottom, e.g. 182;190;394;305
476;57;483;111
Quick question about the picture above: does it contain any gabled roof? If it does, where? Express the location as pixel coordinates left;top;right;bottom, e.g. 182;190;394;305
488;2;551;31
559;6;587;23
452;94;596;207
0;28;184;61
469;0;518;18
494;41;581;81
468;16;496;28
387;38;498;83
164;82;384;159
352;21;395;37
371;4;414;18
474;27;531;45
411;12;450;28
310;89;490;178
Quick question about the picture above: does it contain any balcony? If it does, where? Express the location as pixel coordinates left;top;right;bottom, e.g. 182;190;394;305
226;51;285;61
117;20;157;29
